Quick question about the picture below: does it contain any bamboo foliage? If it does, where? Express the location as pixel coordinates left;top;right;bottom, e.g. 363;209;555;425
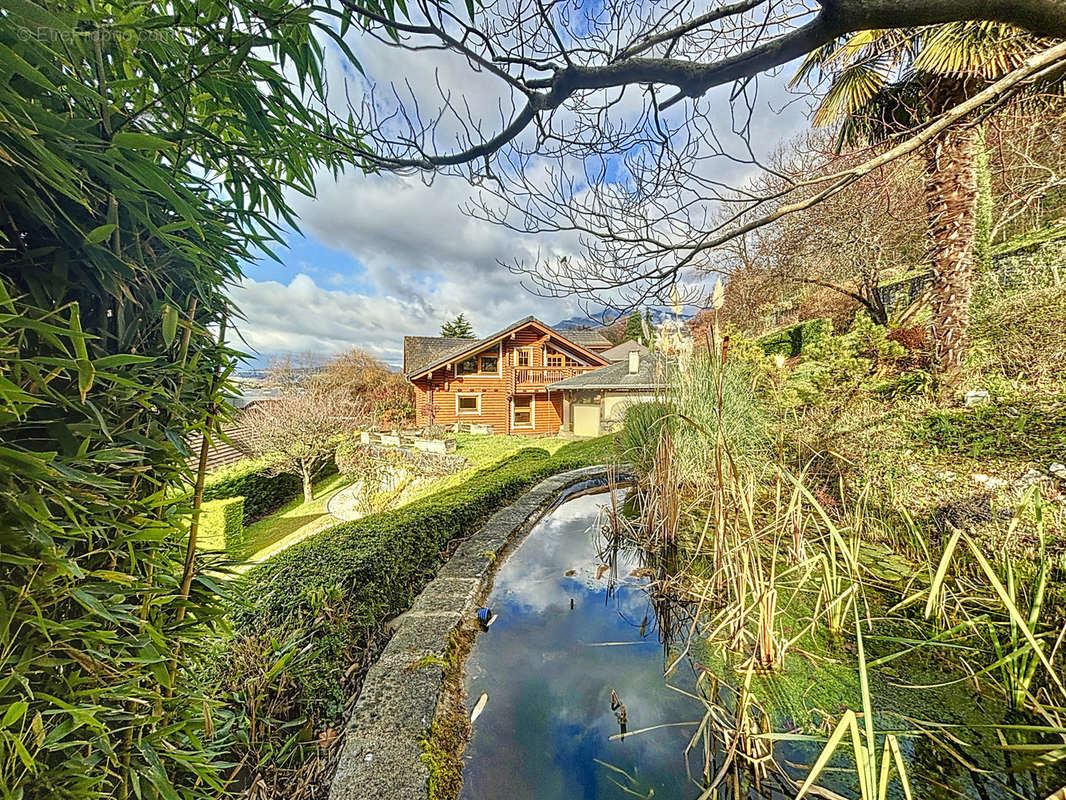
0;1;371;796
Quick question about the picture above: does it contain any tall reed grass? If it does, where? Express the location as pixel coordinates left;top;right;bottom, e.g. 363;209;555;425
611;317;1066;799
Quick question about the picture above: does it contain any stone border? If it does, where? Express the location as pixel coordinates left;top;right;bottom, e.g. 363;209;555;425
328;465;616;800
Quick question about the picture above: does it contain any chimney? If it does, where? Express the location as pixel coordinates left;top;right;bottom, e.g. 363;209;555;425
628;350;640;374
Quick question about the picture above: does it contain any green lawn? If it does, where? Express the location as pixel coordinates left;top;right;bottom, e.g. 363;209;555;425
239;472;349;562
402;433;579;499
238;434;602;563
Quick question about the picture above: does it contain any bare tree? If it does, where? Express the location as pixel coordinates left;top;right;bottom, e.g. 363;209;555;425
731;133;926;325
264;351;329;388
339;1;1066;173
322;2;1066;314
243;386;355;502
986;101;1066;243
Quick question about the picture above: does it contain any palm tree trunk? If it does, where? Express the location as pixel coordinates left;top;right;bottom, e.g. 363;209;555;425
924;125;979;374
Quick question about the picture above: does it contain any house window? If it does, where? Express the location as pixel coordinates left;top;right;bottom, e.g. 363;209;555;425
456;345;501;376
456;394;481;414
513;395;533;427
515;347;532;367
545;348;580;368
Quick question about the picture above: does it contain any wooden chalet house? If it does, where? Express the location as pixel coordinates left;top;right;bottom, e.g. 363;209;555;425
403;317;612;435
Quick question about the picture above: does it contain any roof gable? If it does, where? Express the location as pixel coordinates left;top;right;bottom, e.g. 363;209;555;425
600;340;649;362
403;336;477;375
552;328;611;350
404;317;609;379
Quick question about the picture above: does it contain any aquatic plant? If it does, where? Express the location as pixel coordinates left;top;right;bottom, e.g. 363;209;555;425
794;606;914;800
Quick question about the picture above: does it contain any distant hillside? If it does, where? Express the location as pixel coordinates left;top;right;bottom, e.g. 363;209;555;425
555;308;695;330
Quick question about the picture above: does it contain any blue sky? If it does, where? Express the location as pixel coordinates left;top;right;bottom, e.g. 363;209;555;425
228;11;810;370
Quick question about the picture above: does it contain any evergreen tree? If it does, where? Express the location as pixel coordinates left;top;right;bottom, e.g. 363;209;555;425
624;312;644;343
441;313;476;338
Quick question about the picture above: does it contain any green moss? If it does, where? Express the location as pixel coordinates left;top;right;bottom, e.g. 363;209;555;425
421;627;475;800
992;219;1066;257
408;654;448;671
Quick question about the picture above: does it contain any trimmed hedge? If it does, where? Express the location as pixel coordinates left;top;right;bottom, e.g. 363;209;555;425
757;317;832;359
226;436;614;723
240;436;613;632
198;496;245;552
202;458;337;523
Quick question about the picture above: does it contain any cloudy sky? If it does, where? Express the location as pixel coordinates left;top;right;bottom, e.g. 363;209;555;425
229;14;811;370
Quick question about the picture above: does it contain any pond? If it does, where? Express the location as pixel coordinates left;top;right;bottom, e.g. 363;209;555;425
458;489;1062;800
460;490;708;800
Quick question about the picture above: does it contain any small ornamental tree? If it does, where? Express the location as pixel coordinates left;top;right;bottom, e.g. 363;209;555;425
440;313;475;338
243;387;353;502
314;348;414;428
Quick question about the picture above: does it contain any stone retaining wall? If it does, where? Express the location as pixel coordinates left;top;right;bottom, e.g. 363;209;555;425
328;465;614;800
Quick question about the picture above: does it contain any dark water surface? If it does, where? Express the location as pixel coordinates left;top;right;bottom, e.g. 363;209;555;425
460;490;708;800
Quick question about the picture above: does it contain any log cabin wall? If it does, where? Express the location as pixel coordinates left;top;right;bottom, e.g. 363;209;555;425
410;323;599;435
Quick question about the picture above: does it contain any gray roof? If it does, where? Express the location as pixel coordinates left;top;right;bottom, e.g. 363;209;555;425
555;328;611;349
403;335;477;376
548;353;667;391
403;316;608;378
599;340;649;362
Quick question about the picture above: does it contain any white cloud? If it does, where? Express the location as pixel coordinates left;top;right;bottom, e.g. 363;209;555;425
230;273;418;365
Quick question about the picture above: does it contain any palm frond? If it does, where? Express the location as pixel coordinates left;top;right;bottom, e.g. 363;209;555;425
798;20;1053;140
812;63;889;127
914;22;1040;79
791;40;839;87
836;81;932;145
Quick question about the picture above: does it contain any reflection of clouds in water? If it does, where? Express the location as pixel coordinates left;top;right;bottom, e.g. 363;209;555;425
462;490;705;800
492;492;649;616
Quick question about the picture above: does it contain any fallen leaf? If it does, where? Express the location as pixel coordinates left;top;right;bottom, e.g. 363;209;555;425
470;692;488;724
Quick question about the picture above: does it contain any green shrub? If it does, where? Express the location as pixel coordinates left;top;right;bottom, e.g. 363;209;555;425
786;314;906;405
757;317;832;358
198;496;245;552
969;286;1066;381
869;369;934;399
202;458;337;523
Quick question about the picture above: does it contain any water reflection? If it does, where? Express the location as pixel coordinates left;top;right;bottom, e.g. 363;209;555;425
461;490;710;800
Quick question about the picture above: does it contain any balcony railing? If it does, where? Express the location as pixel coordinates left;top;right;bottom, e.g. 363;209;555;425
513;366;598;387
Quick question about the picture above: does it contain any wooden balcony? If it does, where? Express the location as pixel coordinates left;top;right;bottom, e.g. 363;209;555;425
513;366;598;388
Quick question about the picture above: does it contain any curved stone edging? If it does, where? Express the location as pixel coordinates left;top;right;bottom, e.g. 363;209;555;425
324;480;357;522
328;464;617;800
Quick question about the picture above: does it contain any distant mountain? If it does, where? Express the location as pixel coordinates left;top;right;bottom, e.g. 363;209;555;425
553;312;615;329
554;308;695;330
